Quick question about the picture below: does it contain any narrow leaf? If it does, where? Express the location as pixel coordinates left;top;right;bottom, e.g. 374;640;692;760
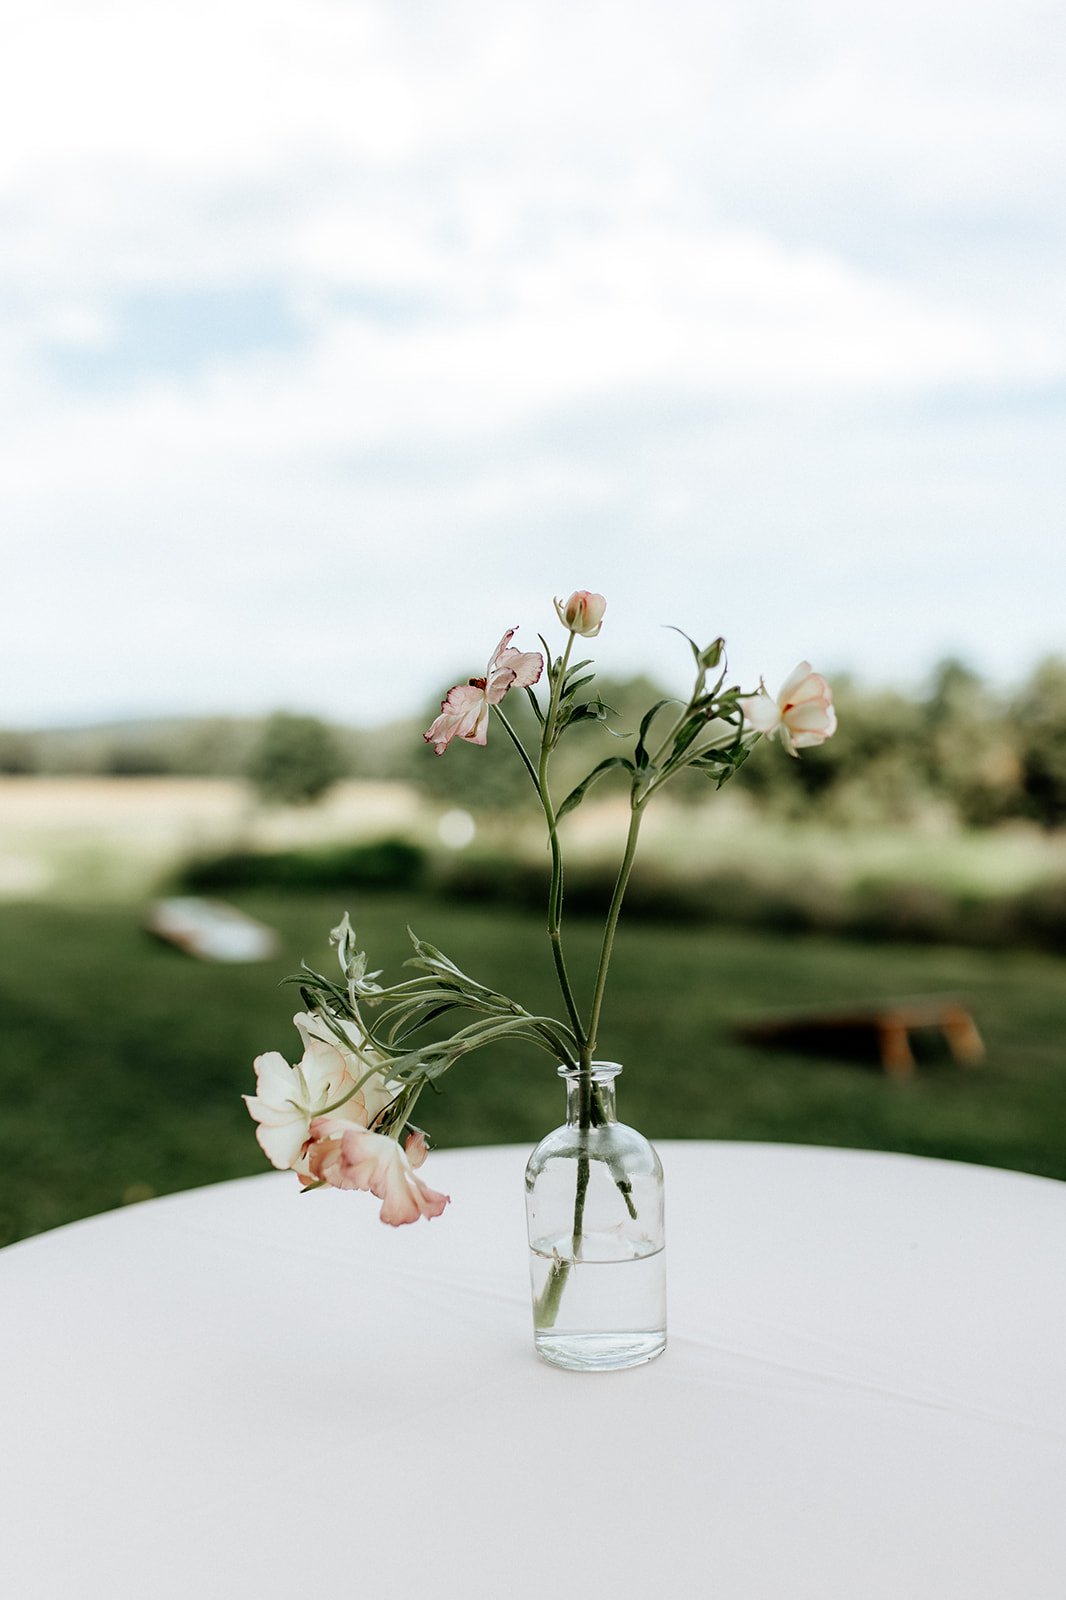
664;624;702;667
715;744;753;788
670;715;704;761
561;700;609;729
634;698;675;769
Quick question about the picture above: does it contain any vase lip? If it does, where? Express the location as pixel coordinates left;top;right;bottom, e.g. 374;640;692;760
557;1060;622;1080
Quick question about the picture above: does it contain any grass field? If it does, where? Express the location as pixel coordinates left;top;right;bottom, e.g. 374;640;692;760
1;889;1064;1247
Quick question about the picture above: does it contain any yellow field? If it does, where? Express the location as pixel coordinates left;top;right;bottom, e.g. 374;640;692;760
0;777;428;901
3;775;1065;913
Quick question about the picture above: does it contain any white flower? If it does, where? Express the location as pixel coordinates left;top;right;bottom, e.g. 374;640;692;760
243;1012;393;1173
738;662;837;756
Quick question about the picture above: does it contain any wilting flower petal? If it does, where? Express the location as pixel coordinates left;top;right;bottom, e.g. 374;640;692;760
307;1121;450;1225
424;682;492;754
738;662;837;757
554;591;606;637
424;628;543;755
486;628;544;701
404;1129;429;1168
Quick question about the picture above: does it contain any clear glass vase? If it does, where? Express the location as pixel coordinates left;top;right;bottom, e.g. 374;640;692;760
525;1062;666;1371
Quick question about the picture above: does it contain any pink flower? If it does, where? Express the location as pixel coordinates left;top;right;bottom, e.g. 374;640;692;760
424;628;543;755
738;662;837;757
305;1120;450;1225
554;590;606;637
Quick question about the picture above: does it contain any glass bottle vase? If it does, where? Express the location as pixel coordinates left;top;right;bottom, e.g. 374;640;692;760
525;1062;666;1371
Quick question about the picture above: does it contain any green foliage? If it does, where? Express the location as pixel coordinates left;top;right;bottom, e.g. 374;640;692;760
406;685;538;810
180;837;427;893
427;848;1066;952
920;660;1022;828
727;655;1066;832
244;711;347;807
292;914;580;1100
170;717;260;777
98;742;174;776
10;653;1066;835
27;716;264;777
3;892;1066;1246
0;730;39;774
1014;657;1066;828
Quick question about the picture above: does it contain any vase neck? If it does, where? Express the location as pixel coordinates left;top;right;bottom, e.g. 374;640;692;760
560;1063;621;1126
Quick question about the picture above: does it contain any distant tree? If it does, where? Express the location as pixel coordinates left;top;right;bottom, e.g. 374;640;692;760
406;690;536;811
1014;657;1066;828
404;672;670;813
732;675;927;823
99;742;174;776
920;659;1020;827
174;718;256;777
244;712;347;807
0;730;39;774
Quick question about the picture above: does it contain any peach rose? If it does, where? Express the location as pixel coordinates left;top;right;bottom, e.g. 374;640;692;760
738;662;837;756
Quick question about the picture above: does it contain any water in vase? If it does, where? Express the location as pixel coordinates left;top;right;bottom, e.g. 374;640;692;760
529;1233;667;1371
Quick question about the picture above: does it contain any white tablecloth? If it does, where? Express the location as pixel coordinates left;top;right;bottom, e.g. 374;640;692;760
1;1142;1064;1599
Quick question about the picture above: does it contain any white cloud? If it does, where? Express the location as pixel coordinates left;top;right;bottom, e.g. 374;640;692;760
2;0;1064;725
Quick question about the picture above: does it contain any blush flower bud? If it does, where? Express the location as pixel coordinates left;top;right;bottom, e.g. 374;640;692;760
554;591;606;638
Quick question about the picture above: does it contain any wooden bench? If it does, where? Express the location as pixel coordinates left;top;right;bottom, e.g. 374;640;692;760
734;998;985;1078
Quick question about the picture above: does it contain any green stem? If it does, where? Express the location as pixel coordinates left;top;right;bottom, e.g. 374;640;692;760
572;1120;591;1255
533;1255;572;1328
536;634;586;1048
568;751;647;1269
585;800;645;1060
570;1074;635;1275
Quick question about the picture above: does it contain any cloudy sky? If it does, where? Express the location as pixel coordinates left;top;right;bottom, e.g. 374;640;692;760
3;0;1064;727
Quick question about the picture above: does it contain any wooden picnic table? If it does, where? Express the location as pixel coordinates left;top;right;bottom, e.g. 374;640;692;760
735;997;985;1077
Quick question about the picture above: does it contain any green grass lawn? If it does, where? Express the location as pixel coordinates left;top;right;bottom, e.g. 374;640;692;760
1;889;1064;1246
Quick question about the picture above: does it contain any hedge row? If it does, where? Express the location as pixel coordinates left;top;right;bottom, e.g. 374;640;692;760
175;837;1066;955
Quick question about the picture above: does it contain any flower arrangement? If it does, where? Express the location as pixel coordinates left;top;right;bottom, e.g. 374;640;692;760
244;592;836;1228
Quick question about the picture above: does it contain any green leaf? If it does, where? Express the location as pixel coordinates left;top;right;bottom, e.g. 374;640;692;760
561;699;609;730
389;1001;463;1044
664;624;702;667
715;743;754;788
557;755;634;819
634;699;676;769
670;715;704;762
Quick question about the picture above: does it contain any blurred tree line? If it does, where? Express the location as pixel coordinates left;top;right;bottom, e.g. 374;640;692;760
4;655;1066;830
404;656;1066;832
